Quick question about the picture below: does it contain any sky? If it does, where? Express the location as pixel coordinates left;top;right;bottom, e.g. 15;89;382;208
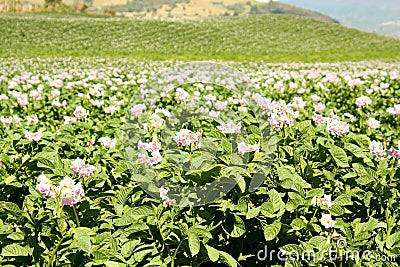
279;0;400;37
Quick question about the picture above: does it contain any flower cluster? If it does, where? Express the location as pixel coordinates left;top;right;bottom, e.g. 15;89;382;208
366;117;380;129
70;158;97;177
138;138;163;166
73;106;89;120
311;194;332;207
130;104;146;117
387;104;400;115
104;105;120;114
36;174;56;198
87;136;96;147
175;129;202;147
369;140;385;158
36;174;85;206
26;114;39;124
369;140;400;159
320;214;336;229
252;93;299;129
292;96;306;109
25;130;43;142
175;87;190;102
313;102;326;113
388;146;400;159
98;136;117;148
148;113;165;129
159;187;176;207
355;95;372;108
217;121;242;134
237;141;260;155
326;119;350;136
312;113;350;135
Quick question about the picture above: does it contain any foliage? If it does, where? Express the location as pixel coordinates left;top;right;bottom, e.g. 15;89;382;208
0;58;399;266
0;13;399;61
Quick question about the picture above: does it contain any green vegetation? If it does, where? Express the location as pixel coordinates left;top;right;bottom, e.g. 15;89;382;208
111;0;189;13
1;13;400;61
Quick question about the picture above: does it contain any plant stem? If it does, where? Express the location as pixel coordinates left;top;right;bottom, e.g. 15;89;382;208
171;239;184;267
389;158;396;184
189;144;193;170
46;235;67;267
385;210;392;239
156;208;171;259
73;205;80;228
310;207;318;223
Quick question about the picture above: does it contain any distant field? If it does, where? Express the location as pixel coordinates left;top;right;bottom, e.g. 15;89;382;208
1;13;400;61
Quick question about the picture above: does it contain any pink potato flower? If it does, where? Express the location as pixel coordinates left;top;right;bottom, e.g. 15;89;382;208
25;130;43;142
35;175;85;206
35;174;56;198
369;141;385;158
70;158;97;177
355;95;372;108
217;121;242;134
175;129;202;147
98;136;117;148
58;176;85;206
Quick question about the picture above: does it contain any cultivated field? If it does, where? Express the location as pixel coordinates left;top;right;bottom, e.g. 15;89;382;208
1;13;400;61
0;13;400;267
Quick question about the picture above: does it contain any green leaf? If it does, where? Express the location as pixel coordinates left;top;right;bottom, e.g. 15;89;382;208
205;245;219;262
116;187;134;206
344;143;365;158
74;227;91;253
121;240;140;258
104;261;126;267
188;230;200;256
230;215;246;238
277;166;293;181
264;219;282;241
291;218;306;230
329;146;349;168
0;201;22;216
2;244;30;257
332;195;352;206
219;250;239;267
386;232;400;249
268;189;285;213
356;174;374;185
246;207;260;219
4;175;16;185
7;232;25;241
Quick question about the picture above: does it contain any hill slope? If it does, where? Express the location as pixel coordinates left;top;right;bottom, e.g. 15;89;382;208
1;13;399;61
105;0;338;23
16;0;338;23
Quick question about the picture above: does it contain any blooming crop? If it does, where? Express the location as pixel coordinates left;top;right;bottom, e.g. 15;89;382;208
217;121;242;134
175;129;202;147
138;138;163;166
98;137;117;148
25;130;43;142
320;214;335;229
311;194;332;207
237;141;260;155
355;95;372;108
73;106;89;119
70;158;97;177
369;141;385;158
36;175;85;206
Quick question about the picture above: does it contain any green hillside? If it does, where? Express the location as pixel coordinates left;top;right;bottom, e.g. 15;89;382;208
1;13;400;61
